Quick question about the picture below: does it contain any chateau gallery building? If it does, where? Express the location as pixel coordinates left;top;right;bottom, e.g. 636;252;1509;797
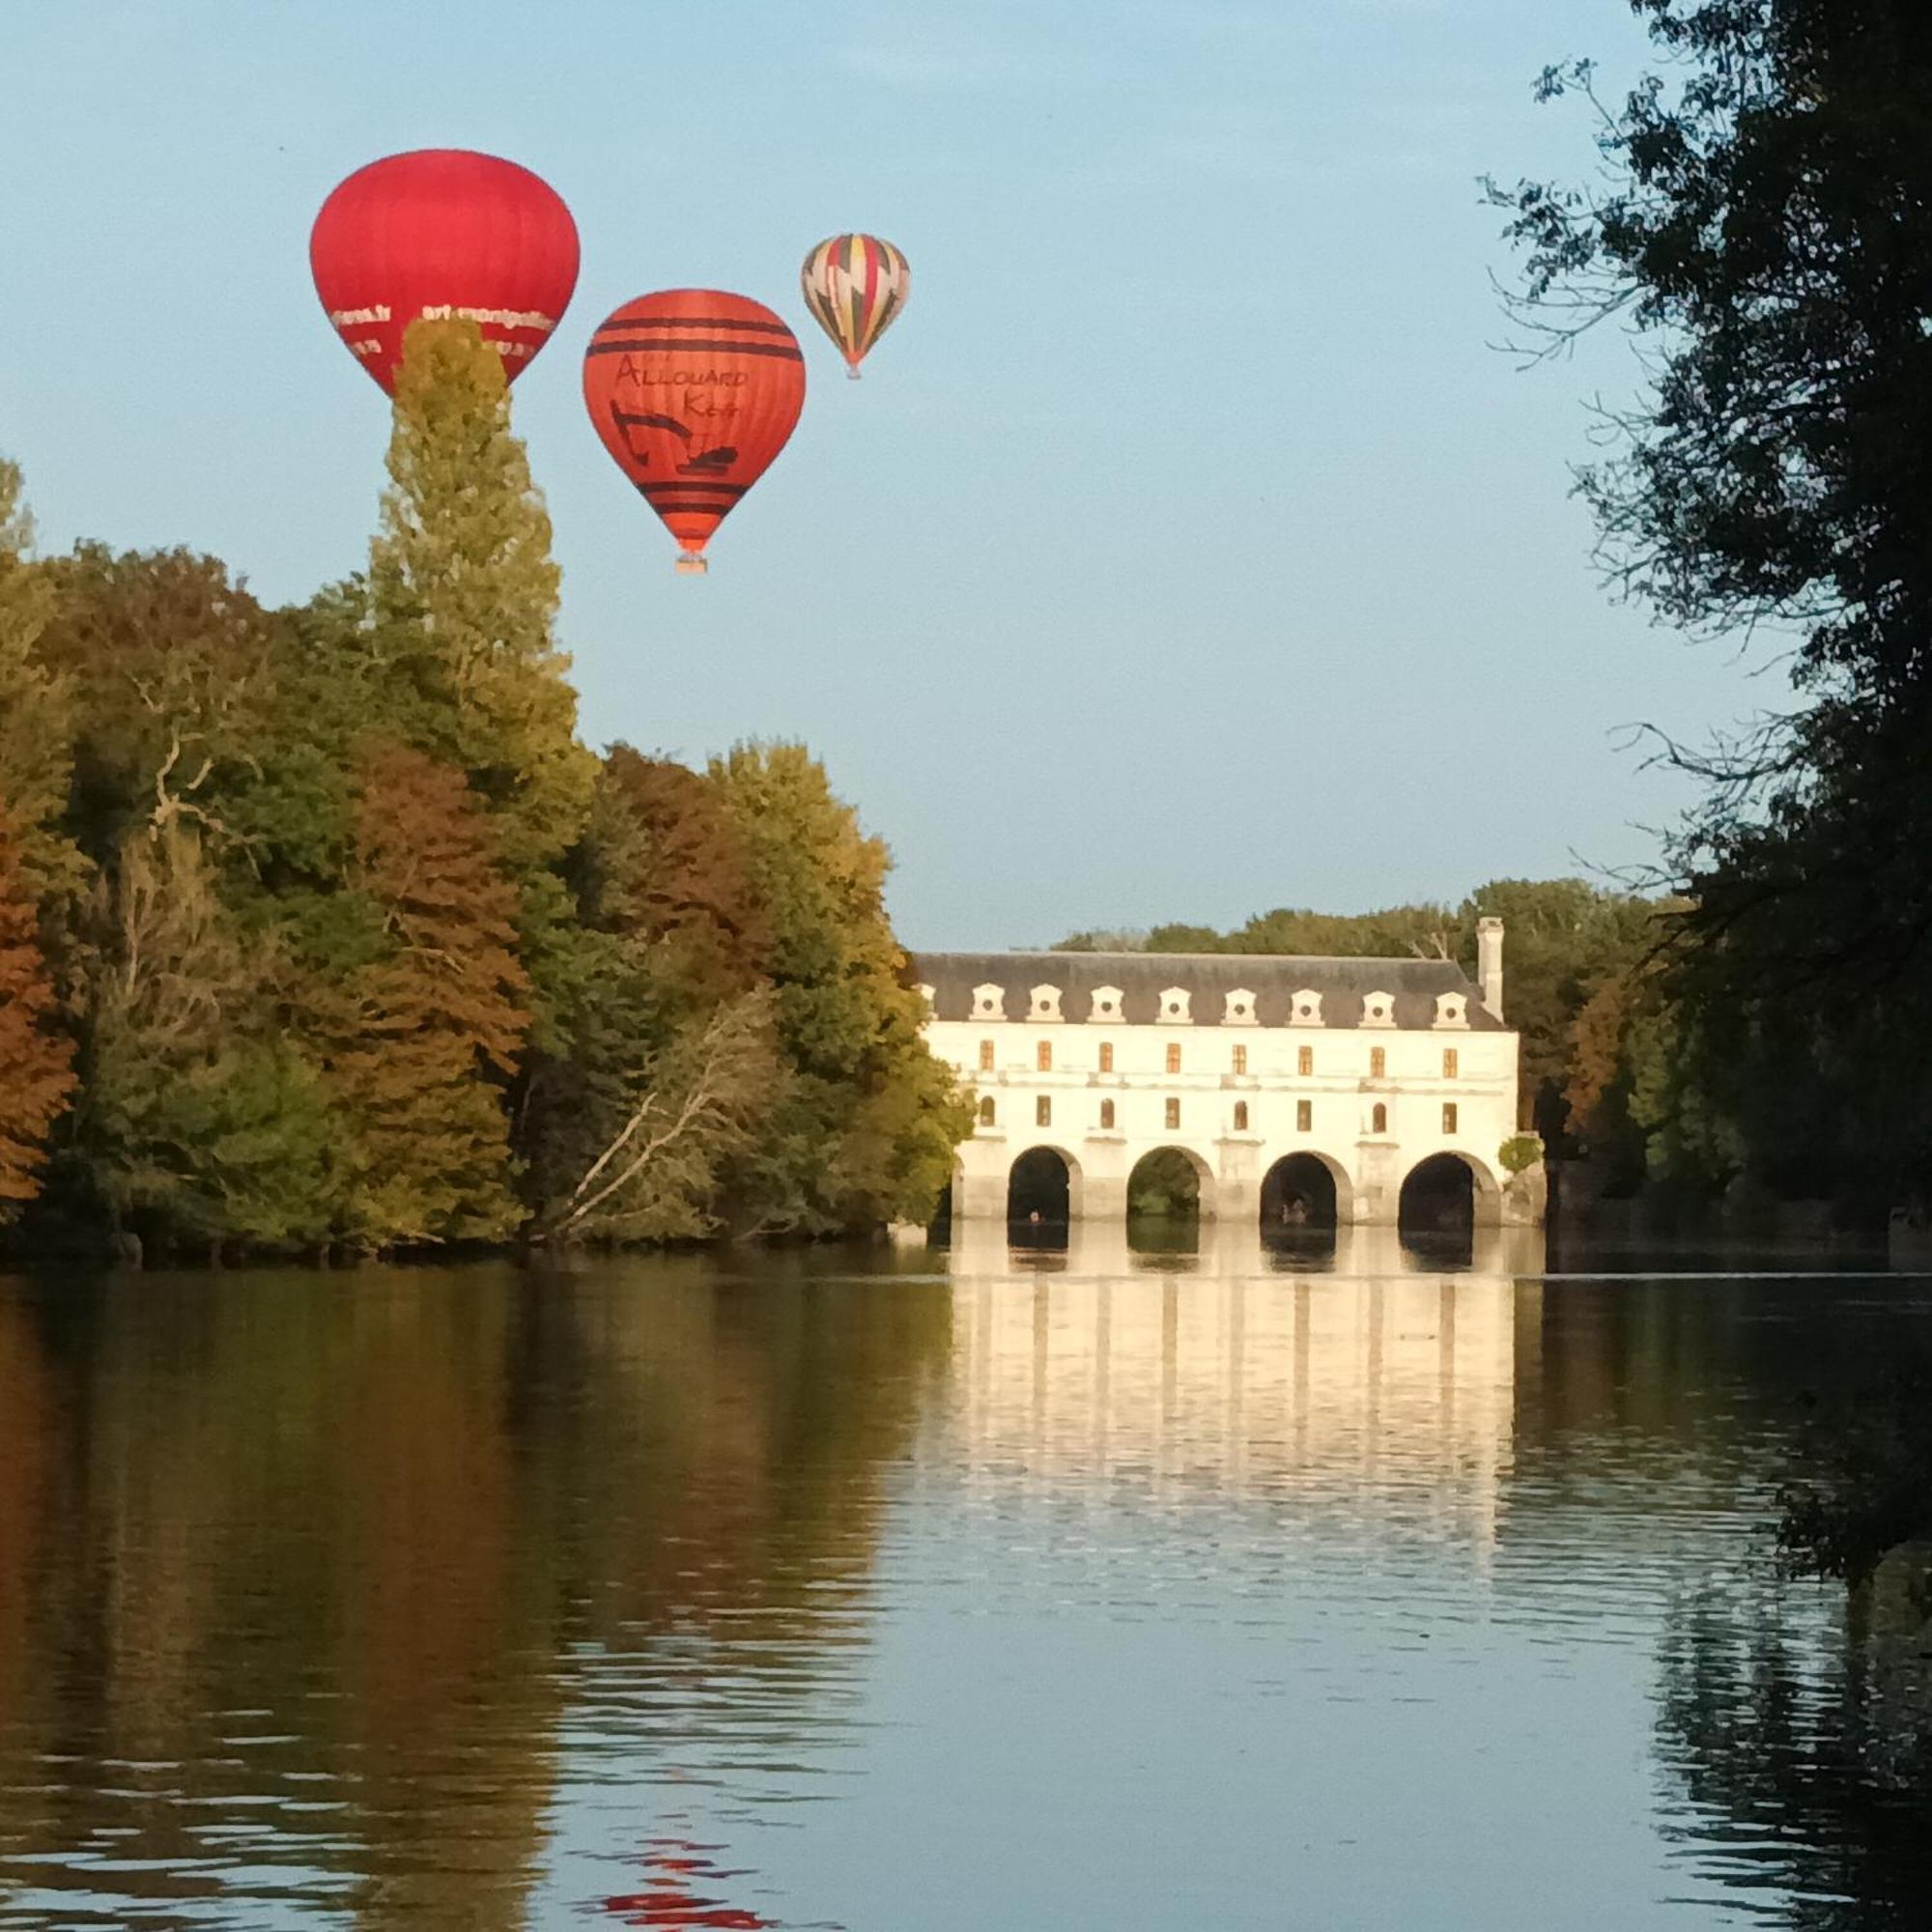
912;922;1536;1228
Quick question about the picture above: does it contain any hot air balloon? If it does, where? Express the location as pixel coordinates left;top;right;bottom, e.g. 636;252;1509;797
310;149;579;394
800;234;909;379
583;292;807;575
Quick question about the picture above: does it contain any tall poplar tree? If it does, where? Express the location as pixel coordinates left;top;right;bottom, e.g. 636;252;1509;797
367;321;595;884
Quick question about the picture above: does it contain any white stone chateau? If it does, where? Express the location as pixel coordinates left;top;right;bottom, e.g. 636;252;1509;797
913;921;1539;1229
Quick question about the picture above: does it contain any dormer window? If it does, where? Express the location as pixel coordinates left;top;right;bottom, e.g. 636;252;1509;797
1290;989;1324;1027
1434;992;1470;1029
1361;992;1395;1028
1224;989;1258;1025
1089;984;1123;1022
1157;986;1193;1024
1029;983;1064;1023
972;982;1006;1021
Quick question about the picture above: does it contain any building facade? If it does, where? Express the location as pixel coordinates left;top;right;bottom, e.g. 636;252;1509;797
913;920;1538;1228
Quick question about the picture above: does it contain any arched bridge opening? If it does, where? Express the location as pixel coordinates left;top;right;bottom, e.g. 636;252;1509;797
1008;1146;1080;1245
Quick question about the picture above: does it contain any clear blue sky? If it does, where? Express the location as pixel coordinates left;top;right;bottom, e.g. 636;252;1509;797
3;0;1752;949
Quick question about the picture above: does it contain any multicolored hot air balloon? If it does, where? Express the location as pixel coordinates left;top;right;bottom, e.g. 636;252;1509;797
800;234;909;379
310;149;579;394
582;291;807;574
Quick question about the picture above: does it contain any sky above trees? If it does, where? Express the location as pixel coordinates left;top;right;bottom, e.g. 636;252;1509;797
0;0;1762;947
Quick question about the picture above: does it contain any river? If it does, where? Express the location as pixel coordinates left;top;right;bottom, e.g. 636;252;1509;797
1;1225;1928;1929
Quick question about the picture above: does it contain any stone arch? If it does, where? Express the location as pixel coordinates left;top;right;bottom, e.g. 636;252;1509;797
1398;1151;1501;1236
1261;1151;1353;1233
1126;1144;1218;1224
1008;1144;1084;1228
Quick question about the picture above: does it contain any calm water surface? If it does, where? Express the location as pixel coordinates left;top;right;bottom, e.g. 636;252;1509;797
2;1223;1929;1930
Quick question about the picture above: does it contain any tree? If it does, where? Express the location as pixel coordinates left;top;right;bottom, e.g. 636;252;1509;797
0;460;79;900
541;991;779;1242
520;748;777;1234
327;744;529;1250
81;822;334;1254
0;810;76;1214
709;742;972;1236
367;320;595;881
1490;0;1932;1208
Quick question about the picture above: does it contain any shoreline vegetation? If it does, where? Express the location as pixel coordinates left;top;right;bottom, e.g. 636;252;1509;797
0;319;970;1268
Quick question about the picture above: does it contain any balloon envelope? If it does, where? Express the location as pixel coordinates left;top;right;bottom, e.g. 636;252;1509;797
800;234;909;377
583;291;807;570
310;149;579;393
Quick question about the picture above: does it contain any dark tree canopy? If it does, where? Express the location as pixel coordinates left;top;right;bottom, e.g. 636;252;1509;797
1491;0;1932;988
1491;0;1932;1212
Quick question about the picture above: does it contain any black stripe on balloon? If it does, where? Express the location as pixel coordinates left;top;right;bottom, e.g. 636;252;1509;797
640;481;747;497
597;315;796;335
586;338;803;360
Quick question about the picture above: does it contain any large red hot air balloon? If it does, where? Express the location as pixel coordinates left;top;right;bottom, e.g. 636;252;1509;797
583;291;807;574
310;149;579;394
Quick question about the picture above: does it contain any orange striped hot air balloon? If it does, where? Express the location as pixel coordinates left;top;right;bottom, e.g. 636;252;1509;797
800;233;909;379
582;291;807;574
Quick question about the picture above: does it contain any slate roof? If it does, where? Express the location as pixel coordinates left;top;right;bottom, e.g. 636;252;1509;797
910;951;1505;1031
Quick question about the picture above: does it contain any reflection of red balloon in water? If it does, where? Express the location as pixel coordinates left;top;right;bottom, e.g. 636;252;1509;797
309;149;580;394
602;1838;773;1927
582;291;807;575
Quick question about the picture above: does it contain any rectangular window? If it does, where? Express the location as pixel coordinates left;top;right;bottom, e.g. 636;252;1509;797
1232;1044;1248;1075
1037;1040;1053;1072
979;1039;995;1072
1165;1097;1180;1130
1037;1095;1052;1127
1442;1102;1459;1134
1099;1098;1116;1129
1098;1041;1114;1074
1442;1047;1459;1079
979;1096;996;1125
1297;1045;1314;1076
1165;1042;1182;1074
1296;1099;1312;1132
1234;1101;1249;1131
1370;1046;1386;1080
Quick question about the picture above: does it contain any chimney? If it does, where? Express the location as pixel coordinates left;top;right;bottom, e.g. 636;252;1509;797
1477;918;1504;1020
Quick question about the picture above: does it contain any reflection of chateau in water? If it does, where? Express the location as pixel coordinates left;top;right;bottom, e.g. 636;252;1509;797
939;1222;1534;1547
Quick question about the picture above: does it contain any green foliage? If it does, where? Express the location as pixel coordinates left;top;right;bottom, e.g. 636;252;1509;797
368;320;595;879
80;825;336;1252
1497;1134;1543;1178
710;741;973;1236
1;348;968;1262
1777;1360;1932;1592
1127;1149;1201;1218
1492;0;1932;1219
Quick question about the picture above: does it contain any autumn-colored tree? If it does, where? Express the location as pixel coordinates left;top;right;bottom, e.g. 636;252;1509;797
709;741;971;1235
367;321;594;878
522;748;778;1236
0;461;79;900
0;810;76;1214
327;744;530;1249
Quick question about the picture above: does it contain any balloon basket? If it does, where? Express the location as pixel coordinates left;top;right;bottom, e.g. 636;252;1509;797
846;366;861;381
674;554;709;577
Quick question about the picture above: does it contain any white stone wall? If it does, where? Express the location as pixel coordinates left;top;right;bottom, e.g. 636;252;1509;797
923;1001;1526;1227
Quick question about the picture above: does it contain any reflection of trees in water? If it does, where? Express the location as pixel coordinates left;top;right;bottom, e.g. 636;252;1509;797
1658;1587;1932;1929
0;1266;947;1930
